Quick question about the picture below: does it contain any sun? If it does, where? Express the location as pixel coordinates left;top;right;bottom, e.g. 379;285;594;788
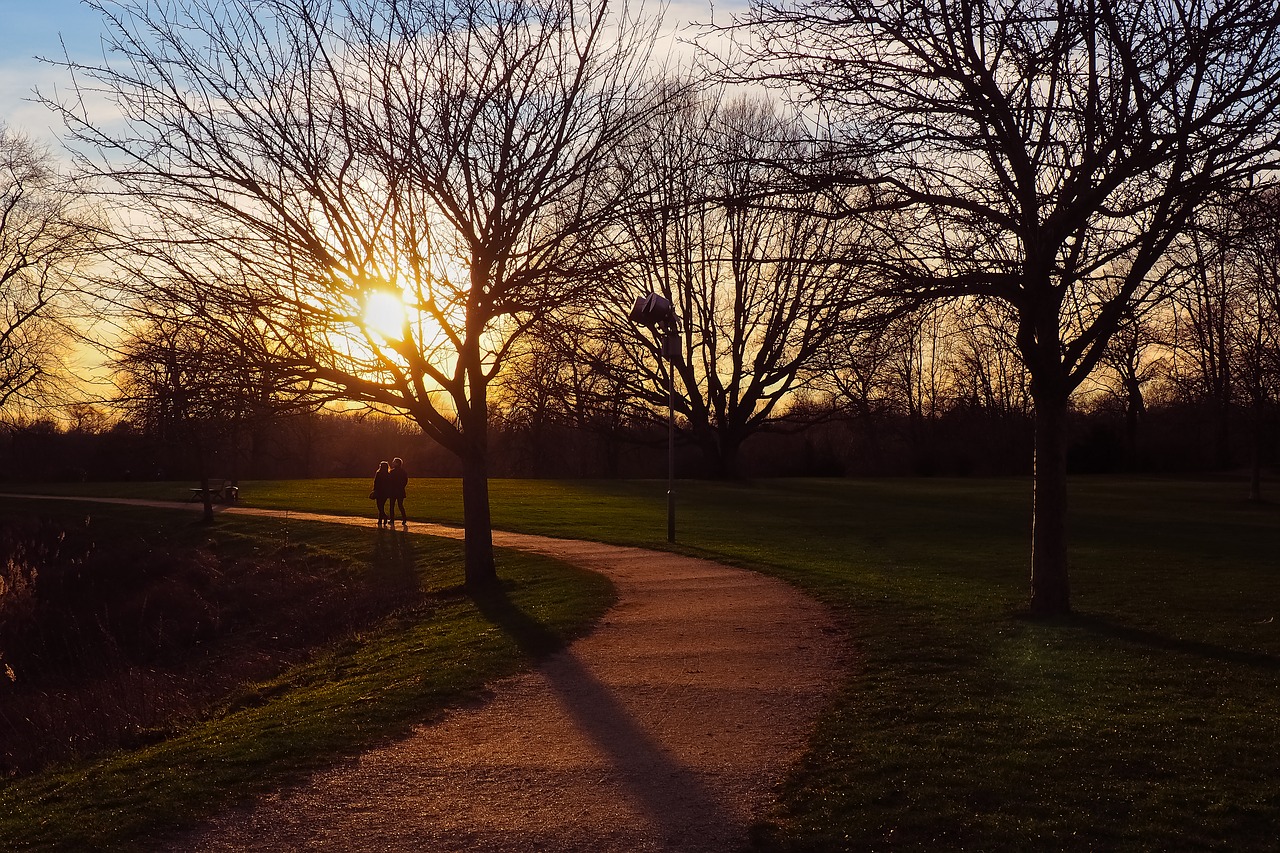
363;290;407;340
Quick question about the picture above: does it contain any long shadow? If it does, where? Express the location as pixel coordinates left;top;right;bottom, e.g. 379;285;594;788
1063;612;1280;671
369;526;421;594
471;585;737;848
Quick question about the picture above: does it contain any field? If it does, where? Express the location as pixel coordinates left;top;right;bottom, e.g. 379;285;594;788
4;475;1279;850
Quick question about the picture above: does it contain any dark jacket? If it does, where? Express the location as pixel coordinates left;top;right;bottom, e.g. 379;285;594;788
388;466;408;499
373;469;393;499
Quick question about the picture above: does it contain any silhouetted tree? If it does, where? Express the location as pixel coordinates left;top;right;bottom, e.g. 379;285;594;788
577;93;867;477
1166;202;1244;470
722;0;1280;614
53;0;671;584
112;314;312;520
1098;307;1166;469
0;126;96;421
494;321;643;477
1234;186;1280;500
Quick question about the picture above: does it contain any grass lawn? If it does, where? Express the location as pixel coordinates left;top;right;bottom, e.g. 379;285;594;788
6;475;1280;850
0;498;614;850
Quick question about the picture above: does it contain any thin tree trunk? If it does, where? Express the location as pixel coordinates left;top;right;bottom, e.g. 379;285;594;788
1249;400;1264;503
1214;399;1232;470
1030;395;1070;616
1249;444;1263;502
461;445;497;588
700;434;741;479
719;440;740;480
1124;378;1143;471
197;439;215;524
200;476;215;523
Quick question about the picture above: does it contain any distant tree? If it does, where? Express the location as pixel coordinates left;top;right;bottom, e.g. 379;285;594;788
881;305;948;464
63;403;113;436
1097;307;1166;469
111;315;311;520
949;300;1032;422
0;126;96;421
1165;202;1244;470
723;0;1280;614
53;0;670;584
494;321;642;477
1234;186;1280;499
1230;288;1280;500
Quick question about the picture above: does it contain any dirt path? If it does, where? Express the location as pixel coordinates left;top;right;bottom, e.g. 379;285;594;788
12;497;845;851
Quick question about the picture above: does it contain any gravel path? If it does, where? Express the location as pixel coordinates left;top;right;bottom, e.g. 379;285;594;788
12;498;845;852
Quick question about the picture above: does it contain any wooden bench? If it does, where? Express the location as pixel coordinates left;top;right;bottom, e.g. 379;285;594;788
188;479;239;503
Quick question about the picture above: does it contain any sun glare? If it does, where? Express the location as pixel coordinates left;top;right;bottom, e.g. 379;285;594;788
363;290;407;340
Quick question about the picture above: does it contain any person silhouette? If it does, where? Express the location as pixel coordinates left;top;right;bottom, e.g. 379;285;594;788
388;457;409;528
372;461;392;527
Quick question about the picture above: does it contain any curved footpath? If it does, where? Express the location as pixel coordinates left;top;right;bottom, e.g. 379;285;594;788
13;497;846;852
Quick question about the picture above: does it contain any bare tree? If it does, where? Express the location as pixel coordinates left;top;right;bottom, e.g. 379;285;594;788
578;92;865;477
1233;186;1280;500
52;0;667;585
110;290;322;520
1097;307;1166;468
950;300;1032;421
722;0;1280;614
1231;287;1280;501
1165;203;1245;470
0;126;96;421
114;318;246;520
495;320;643;476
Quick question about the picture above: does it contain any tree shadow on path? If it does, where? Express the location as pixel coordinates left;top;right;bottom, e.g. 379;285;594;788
471;585;738;849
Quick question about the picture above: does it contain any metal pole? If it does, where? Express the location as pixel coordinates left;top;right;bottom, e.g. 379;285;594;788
666;328;676;543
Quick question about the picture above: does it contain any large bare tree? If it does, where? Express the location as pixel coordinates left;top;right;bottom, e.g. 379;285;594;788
52;0;667;585
722;0;1280;613
577;92;866;477
0;126;96;420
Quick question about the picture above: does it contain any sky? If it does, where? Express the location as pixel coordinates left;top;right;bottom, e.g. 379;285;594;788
0;0;739;396
0;0;739;148
0;0;112;143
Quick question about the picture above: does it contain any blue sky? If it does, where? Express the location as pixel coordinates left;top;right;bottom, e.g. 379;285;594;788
1;0;111;141
0;0;734;145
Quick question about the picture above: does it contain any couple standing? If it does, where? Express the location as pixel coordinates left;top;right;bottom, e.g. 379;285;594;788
372;457;408;528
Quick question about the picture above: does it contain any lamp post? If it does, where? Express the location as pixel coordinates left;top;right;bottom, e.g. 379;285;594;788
628;292;678;543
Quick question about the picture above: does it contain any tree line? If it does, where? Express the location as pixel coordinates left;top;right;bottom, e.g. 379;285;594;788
5;0;1280;612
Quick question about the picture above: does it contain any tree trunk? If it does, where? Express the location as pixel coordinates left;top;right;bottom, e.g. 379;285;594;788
699;433;741;479
461;445;497;588
1214;399;1232;470
196;439;215;523
718;440;740;479
1248;399;1264;503
1030;394;1070;616
1124;377;1143;471
1249;443;1263;503
199;474;215;523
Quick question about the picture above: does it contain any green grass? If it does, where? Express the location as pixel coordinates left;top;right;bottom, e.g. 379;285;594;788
0;500;614;851
7;476;1280;849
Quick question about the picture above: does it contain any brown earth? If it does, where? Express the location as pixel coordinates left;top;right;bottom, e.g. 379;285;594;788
12;498;847;852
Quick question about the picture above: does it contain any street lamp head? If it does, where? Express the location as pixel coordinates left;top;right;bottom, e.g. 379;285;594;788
628;292;676;328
